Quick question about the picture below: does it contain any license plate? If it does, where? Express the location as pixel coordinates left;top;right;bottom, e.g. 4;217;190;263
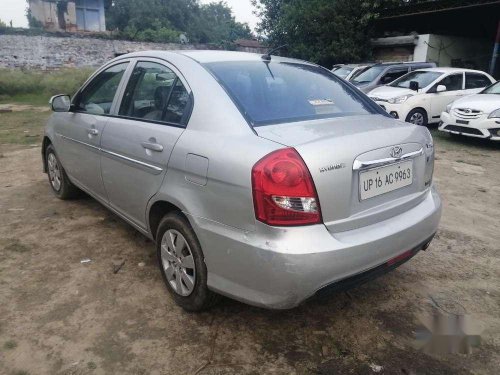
359;161;413;200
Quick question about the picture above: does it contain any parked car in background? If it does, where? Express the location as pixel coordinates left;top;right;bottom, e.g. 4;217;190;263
332;64;372;81
43;51;441;311
439;80;500;140
331;64;343;72
351;62;436;93
368;68;495;126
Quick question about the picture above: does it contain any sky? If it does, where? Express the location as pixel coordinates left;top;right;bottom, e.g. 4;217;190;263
1;0;259;31
2;0;29;28
200;0;259;31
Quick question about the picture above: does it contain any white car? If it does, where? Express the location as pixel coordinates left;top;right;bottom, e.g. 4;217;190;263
332;64;371;81
368;68;495;126
439;81;500;140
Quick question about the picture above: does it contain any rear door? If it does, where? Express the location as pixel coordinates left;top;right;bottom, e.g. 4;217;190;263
429;72;465;119
56;62;129;200
464;72;494;94
100;59;192;229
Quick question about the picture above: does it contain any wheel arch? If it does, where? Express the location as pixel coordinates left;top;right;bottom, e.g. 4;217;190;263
405;107;428;123
148;199;187;241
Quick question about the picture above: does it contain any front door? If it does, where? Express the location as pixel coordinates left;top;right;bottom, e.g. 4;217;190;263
100;60;192;229
55;62;129;200
428;73;464;119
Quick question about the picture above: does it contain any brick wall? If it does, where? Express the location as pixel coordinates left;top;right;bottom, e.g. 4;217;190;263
0;34;216;70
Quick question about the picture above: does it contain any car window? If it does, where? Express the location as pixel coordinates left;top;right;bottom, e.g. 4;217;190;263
76;62;128;115
351;65;385;84
481;81;500;94
205;61;377;127
332;67;354;78
380;68;408;84
390;71;443;89
119;61;190;125
465;73;491;89
164;79;190;124
435;73;463;91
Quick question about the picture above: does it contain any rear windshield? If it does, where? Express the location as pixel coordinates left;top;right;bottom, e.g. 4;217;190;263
205;61;377;126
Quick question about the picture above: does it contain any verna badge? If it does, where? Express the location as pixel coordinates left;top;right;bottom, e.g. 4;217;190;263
319;163;346;173
390;146;403;158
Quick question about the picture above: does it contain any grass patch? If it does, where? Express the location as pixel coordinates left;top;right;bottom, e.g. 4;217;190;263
4;340;17;350
4;240;31;253
87;361;97;370
0;110;51;147
0;68;94;105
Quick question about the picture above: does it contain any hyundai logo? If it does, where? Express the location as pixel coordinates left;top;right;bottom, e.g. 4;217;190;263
390;146;403;158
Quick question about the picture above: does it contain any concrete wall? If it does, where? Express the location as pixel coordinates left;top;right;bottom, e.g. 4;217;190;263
372;34;492;72
424;34;492;71
29;0;106;32
29;0;78;32
413;34;430;62
0;34;216;70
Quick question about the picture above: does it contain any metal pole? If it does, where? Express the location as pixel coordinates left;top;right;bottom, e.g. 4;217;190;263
489;20;500;77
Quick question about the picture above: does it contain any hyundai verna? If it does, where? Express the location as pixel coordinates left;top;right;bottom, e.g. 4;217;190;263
439;80;500;140
43;51;441;311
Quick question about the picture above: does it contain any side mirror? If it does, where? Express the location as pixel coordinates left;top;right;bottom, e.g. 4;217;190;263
409;81;419;91
50;94;71;112
436;85;447;93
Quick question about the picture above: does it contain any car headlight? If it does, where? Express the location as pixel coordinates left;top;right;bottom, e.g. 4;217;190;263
388;94;413;104
488;108;500;119
445;103;452;113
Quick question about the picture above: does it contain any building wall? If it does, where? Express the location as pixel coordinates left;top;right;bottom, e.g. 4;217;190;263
424;34;492;71
373;34;492;72
413;34;430;62
29;0;61;31
0;34;215;70
29;0;105;33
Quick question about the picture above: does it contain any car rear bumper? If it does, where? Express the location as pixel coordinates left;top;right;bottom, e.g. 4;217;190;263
439;112;500;140
190;186;442;309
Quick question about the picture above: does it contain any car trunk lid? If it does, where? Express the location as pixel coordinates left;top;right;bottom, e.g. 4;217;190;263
255;114;433;232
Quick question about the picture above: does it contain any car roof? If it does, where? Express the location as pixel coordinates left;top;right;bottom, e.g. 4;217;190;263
113;50;317;68
415;67;489;74
374;61;432;66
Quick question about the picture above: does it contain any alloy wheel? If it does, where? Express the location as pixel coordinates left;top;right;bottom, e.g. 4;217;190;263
409;112;424;125
160;229;196;296
47;153;62;191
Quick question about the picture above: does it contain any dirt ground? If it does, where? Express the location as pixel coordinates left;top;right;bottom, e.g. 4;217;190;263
0;110;499;374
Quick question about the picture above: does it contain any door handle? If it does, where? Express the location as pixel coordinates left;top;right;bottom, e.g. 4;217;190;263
141;141;164;152
87;128;99;136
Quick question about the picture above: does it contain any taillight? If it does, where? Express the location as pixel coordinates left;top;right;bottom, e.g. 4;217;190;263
252;148;321;226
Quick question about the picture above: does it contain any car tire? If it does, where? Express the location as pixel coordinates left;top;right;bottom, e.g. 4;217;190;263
45;144;80;200
156;212;220;312
405;108;428;126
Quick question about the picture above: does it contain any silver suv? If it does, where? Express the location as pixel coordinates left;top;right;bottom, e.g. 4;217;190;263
43;51;441;311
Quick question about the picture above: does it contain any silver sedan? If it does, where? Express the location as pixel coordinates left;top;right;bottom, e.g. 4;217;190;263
43;51;441;311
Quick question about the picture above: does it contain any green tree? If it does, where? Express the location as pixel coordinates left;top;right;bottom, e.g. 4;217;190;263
106;0;252;44
190;1;252;44
252;0;414;66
